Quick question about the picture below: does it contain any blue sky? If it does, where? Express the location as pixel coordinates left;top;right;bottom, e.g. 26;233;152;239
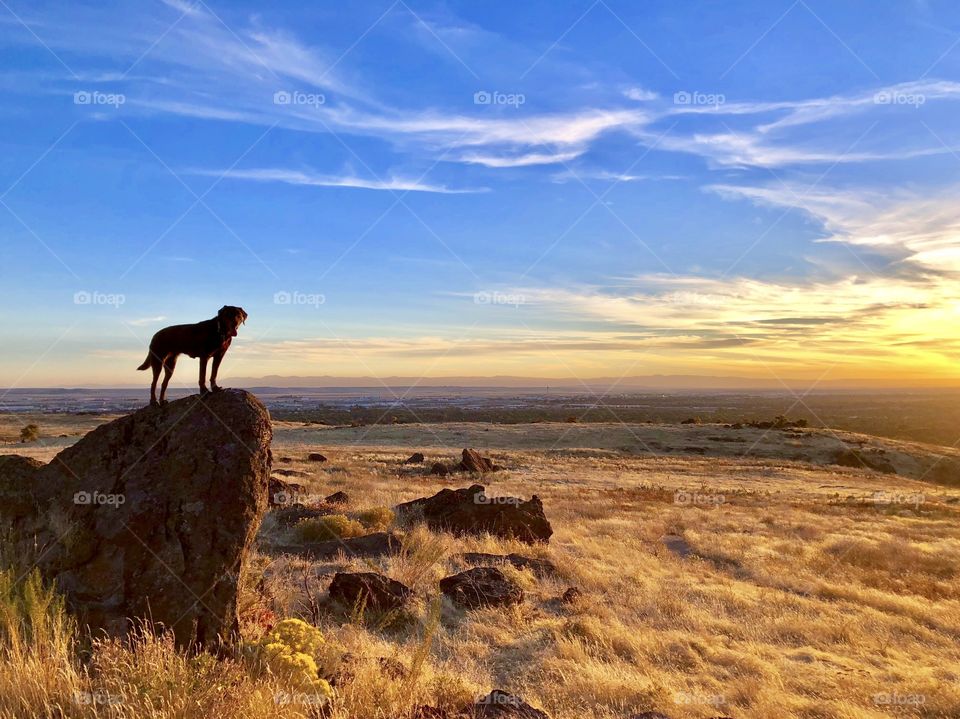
2;0;960;387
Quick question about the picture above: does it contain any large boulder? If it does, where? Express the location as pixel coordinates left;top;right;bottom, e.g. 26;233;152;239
458;448;499;473
440;567;524;609
328;572;411;611
396;484;552;544
0;389;271;649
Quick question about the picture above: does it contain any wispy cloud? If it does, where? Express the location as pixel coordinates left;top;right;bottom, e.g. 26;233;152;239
191;167;486;193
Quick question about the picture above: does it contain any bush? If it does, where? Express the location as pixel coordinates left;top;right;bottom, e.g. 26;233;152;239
18;424;39;443
355;507;395;532
243;618;333;698
294;514;366;542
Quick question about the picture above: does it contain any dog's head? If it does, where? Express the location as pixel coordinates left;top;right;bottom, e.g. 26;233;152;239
218;305;248;337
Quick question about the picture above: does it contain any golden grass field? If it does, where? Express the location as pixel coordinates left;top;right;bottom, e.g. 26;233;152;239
2;417;960;718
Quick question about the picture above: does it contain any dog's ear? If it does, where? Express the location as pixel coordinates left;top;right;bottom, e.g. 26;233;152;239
237;307;248;324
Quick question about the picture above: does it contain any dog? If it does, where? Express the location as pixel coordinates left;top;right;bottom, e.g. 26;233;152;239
137;306;247;406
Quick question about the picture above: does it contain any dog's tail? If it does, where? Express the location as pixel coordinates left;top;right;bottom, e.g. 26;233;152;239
136;353;151;371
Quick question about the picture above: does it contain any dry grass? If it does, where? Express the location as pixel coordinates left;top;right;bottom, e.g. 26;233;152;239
2;423;960;718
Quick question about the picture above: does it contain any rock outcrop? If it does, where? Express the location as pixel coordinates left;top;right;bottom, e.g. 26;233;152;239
0;389;271;649
396;484;552;544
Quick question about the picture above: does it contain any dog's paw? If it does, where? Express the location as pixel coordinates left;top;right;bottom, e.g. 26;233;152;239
211;385;223;392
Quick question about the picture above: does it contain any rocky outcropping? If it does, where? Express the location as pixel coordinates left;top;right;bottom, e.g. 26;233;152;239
0;389;271;649
396;484;552;544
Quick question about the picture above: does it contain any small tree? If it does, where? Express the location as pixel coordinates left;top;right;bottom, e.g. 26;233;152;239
19;424;40;443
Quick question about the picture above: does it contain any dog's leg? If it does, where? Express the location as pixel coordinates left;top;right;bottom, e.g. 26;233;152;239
199;356;209;396
210;350;225;391
150;355;162;406
159;355;177;405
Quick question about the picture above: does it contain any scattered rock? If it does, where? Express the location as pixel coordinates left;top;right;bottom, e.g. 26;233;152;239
440;567;524;609
430;462;449;476
680;417;701;425
271;502;334;527
273;468;309;478
0;389;271;649
269;476;305;506
328;572;411;612
277;456;293;463
459;552;556;577
396;484;552;544
457;448;500;473
405;452;425;464
833;448;896;474
560;587;582;604
270;532;402;560
308;452;327;462
325;490;350;505
474;690;549;718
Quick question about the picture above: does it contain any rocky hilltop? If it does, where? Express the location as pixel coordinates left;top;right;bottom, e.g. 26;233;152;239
0;389;271;648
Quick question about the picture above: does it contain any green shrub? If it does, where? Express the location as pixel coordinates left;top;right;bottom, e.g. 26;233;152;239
355;507;395;531
294;514;366;542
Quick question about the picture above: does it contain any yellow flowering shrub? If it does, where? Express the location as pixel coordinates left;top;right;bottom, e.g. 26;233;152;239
245;618;333;699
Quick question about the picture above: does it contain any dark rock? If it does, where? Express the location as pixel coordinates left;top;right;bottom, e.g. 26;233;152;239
277;456;293;463
273;468;308;478
325;490;349;505
329;572;411;612
457;448;499;473
308;452;327;462
628;713;673;719
560;587;582;604
405;452;425;464
833;448;896;474
396;484;552;544
474;690;549;718
271;502;334;526
459;552;556;578
680;417;701;425
269;476;304;506
0;389;271;649
430;462;449;476
270;532;402;560
440;567;523;609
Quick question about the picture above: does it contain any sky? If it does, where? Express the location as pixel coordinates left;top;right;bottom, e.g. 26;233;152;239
2;0;960;388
